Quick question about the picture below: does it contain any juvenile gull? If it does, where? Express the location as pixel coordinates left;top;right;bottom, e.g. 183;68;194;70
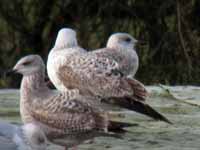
48;30;138;91
0;120;47;150
10;55;135;150
47;28;87;91
92;33;139;78
47;28;143;98
47;30;171;124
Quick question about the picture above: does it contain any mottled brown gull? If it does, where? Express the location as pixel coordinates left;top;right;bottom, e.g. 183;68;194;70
47;28;87;91
10;55;134;150
47;29;171;124
92;33;139;78
48;29;138;91
0;120;47;150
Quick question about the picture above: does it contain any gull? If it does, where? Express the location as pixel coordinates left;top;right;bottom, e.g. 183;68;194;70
0;120;47;150
92;33;139;78
46;30;171;124
48;29;138;91
9;55;135;150
47;28;87;91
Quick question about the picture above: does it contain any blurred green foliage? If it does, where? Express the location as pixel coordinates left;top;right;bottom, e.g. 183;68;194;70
0;0;199;88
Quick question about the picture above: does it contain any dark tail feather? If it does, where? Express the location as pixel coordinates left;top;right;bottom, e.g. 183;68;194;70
124;98;172;124
95;116;135;139
103;97;172;124
108;121;136;133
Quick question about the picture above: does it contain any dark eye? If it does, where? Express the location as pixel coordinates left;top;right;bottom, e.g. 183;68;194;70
22;61;32;66
124;37;131;42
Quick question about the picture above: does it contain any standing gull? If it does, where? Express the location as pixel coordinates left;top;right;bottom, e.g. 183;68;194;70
0;120;47;150
9;55;135;150
47;30;171;124
92;33;139;78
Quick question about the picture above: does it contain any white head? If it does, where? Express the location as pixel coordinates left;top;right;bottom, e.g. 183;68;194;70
106;33;137;50
54;28;78;49
11;55;45;76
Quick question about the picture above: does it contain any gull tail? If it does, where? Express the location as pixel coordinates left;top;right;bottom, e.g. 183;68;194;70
97;120;137;139
102;97;172;124
94;112;135;135
108;120;135;133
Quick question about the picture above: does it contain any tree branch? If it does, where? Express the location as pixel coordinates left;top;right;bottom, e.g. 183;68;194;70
176;0;192;72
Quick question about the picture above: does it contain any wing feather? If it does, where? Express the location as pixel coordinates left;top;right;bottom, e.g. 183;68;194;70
57;53;147;100
28;93;107;132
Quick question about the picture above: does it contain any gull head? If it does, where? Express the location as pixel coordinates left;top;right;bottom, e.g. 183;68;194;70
54;28;78;49
11;55;45;76
106;33;137;50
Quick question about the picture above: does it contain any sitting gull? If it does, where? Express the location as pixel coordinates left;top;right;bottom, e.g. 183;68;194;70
47;28;87;91
47;29;172;124
48;28;138;91
92;32;139;78
0;120;47;150
9;55;135;150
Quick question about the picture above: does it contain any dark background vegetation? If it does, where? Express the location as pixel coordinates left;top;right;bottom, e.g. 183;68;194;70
0;0;199;88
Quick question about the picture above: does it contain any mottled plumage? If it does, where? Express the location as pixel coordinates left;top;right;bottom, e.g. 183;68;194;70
47;28;87;91
56;52;142;98
92;33;139;78
11;55;134;149
47;29;171;124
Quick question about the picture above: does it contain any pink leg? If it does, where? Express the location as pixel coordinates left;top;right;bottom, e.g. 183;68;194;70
65;147;68;150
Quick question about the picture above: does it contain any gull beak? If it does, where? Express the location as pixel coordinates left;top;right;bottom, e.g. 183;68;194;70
4;69;18;77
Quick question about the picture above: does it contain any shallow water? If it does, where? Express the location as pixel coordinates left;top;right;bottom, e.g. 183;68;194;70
0;86;200;150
